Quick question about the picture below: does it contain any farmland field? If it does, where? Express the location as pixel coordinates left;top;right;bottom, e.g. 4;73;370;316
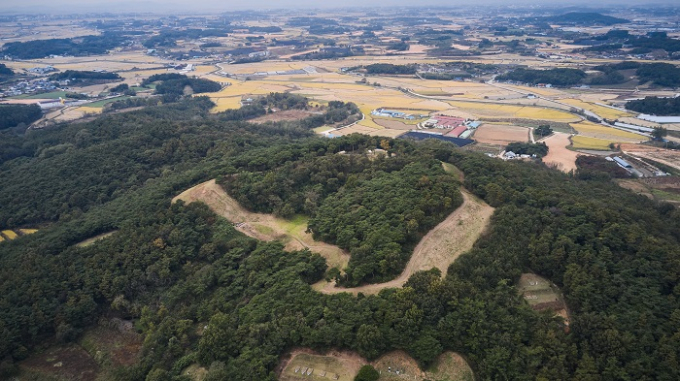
473;123;529;146
561;98;634;120
448;101;579;122
570;121;646;142
571;136;616;150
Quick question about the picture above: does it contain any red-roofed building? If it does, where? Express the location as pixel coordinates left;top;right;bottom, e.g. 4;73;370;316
447;125;469;137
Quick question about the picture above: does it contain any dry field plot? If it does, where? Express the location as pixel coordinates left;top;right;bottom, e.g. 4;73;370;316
518;273;570;326
317;189;494;295
623;147;680;173
174;180;350;271
473;123;529;145
541;132;580;173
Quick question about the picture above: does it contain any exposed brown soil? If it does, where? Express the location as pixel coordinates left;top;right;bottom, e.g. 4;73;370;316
541;132;580;173
474;123;530;145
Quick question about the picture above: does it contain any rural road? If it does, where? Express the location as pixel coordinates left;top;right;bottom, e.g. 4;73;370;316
315;189;494;295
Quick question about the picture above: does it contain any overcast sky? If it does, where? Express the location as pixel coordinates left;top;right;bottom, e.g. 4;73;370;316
0;0;674;14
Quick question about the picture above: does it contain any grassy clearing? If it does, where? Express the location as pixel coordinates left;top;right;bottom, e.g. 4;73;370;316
174;180;350;272
561;99;633;120
570;121;645;142
441;162;464;181
449;101;578;122
76;231;118;247
85;96;132;108
19;228;38;235
2;230;18;240
12;91;70;99
313;126;335;134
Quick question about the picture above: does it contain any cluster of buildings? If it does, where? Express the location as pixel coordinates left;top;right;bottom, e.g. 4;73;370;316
419;115;482;139
1;78;59;97
26;65;56;75
371;108;427;120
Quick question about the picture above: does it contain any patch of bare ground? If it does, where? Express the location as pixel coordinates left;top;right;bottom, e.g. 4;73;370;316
473;123;529;146
249;109;321;124
173;179;350;271
622;146;680;173
79;320;142;367
541;132;579;173
315;189;494;296
19;344;100;381
616;179;655;200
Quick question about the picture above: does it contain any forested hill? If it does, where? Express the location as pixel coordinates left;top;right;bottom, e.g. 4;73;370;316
220;145;462;286
0;93;679;381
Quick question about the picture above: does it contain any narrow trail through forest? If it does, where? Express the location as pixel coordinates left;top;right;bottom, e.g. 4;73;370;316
314;189;494;295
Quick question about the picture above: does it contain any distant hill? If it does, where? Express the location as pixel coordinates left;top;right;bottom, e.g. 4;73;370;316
543;12;629;26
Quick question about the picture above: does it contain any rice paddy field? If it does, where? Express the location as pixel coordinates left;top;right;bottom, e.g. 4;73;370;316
448;101;579;122
561;98;634;120
570;121;646;143
571;136;616;150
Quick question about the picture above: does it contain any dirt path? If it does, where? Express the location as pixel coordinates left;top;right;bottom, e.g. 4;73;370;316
315;189;494;295
541;132;579;173
173;179;350;270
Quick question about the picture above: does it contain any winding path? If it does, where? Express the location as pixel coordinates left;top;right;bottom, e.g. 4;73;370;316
314;189;494;295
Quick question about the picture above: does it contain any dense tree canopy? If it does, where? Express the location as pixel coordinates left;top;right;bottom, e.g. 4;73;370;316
496;68;587;86
0;104;42;130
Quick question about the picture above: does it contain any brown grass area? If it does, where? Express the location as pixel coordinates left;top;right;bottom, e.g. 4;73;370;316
249;109;320;124
473;123;529;145
173;180;350;271
19;344;100;381
541;132;579;173
373;118;415;130
616;179;654;200
622;147;680;172
316;189;494;295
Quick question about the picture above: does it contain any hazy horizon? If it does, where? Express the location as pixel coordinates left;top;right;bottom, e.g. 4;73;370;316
1;0;677;15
